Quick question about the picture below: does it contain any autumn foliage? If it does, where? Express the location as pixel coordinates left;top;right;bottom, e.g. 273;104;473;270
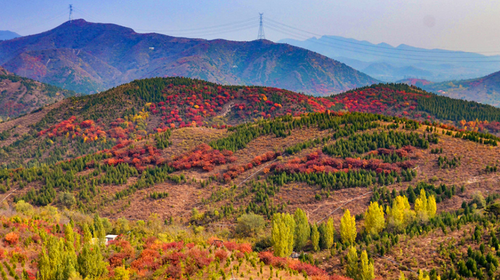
222;151;279;181
258;251;328;277
170;143;236;171
4;232;19;245
103;141;165;171
271;149;416;175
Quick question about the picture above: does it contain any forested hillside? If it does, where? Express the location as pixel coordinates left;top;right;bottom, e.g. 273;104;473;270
0;77;499;279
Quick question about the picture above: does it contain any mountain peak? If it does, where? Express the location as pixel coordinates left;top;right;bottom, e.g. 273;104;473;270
64;19;90;26
0;30;21;41
51;18;136;35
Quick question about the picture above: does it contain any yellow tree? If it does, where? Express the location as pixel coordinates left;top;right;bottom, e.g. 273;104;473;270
340;209;357;244
360;250;375;280
294;208;310;251
271;213;295;257
346;246;359;279
364;201;385;234
387;195;415;229
324;217;335;249
418;270;430;280
399;271;406;280
114;266;130;280
414;189;428;215
427;195;437;218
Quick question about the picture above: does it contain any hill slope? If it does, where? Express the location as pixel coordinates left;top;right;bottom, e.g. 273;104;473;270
0;78;499;279
0;19;378;95
423;70;500;107
1;78;500;166
0;66;77;120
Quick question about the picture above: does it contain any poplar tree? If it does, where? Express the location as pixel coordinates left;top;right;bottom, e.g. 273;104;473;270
64;224;75;244
387;195;415;229
346;246;359;279
364;201;385;234
360;250;375;280
427;195;437;218
77;243;107;279
320;218;335;249
294;208;310;251
82;223;92;244
340;209;357;245
399;271;407;280
271;213;295;257
37;250;51;280
414;189;428;215
311;223;320;252
94;214;106;247
418;270;430;280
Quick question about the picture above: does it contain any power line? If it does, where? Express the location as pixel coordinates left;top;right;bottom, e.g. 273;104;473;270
265;21;500;63
135;17;257;33
265;20;496;61
70;7;256;38
12;8;68;33
162;23;255;38
267;17;500;56
257;13;265;40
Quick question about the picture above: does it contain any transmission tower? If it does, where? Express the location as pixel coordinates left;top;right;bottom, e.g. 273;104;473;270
69;4;73;22
257;13;265;40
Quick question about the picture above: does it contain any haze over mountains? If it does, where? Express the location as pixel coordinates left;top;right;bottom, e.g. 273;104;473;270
280;36;500;83
0;19;377;96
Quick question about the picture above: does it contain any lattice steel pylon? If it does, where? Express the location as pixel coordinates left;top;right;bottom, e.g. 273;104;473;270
69;4;73;22
257;13;265;40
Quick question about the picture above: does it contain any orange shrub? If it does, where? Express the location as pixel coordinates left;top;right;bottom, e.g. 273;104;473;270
238;243;252;253
4;232;19;245
214;249;228;262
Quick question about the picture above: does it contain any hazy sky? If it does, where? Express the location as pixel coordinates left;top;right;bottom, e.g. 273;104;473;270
1;0;500;55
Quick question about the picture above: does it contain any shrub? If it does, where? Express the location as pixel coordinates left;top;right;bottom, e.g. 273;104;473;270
238;243;252;253
4;232;19;245
14;200;33;215
471;192;486;209
58;192;76;208
236;213;265;236
214;249;228;262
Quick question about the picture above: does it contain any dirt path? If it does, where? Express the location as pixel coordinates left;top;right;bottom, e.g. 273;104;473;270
217;100;238;117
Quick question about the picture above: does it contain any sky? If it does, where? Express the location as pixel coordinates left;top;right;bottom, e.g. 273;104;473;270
1;0;500;55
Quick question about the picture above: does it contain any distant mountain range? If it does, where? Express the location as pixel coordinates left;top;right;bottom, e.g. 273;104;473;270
422;70;500;107
0;30;20;41
0;66;76;120
0;19;377;96
279;36;500;82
